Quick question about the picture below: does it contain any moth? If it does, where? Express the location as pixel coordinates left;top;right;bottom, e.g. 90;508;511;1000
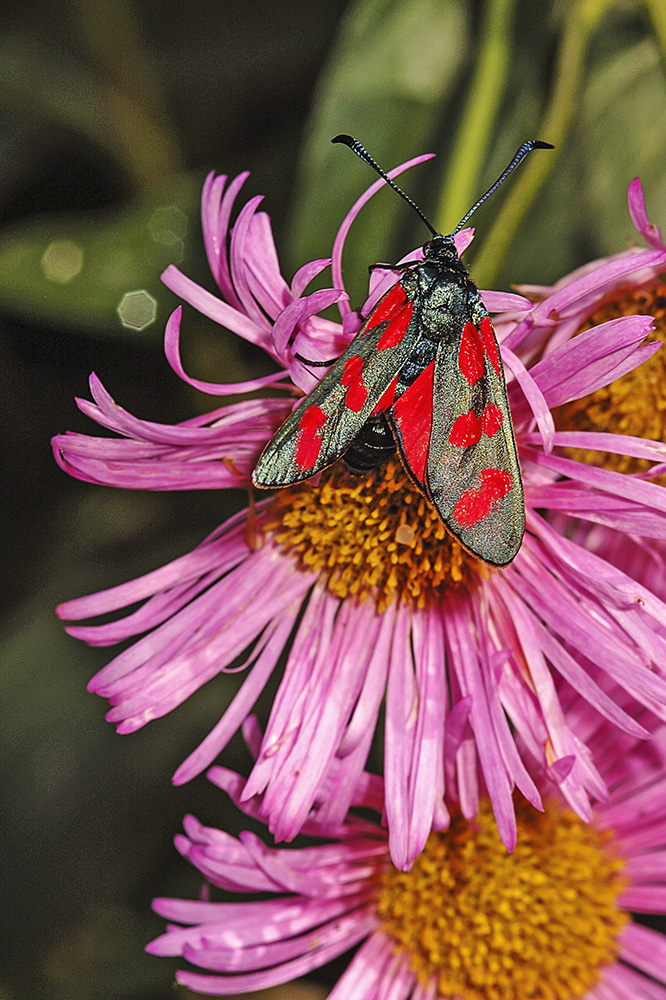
253;135;552;566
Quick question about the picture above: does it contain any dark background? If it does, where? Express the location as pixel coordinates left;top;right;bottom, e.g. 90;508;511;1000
2;1;666;997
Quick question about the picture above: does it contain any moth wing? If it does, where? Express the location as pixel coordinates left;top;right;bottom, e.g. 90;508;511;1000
253;283;419;488
426;294;524;565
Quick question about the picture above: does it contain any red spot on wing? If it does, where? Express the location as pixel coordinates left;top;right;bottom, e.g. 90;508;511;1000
480;316;501;377
449;409;482;447
296;404;327;470
449;405;504;446
372;373;399;415
377;301;414;349
364;283;407;332
340;355;368;412
459;321;485;385
390;360;435;481
481;403;503;437
453;468;513;528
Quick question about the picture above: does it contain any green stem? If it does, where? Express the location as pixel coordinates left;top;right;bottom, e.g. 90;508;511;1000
73;0;183;192
435;0;517;234
471;0;615;288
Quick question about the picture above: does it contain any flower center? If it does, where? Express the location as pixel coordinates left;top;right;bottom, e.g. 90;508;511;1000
264;459;482;611
377;799;627;1000
553;281;666;478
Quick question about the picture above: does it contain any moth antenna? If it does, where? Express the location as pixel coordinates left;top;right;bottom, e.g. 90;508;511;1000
450;140;554;236
332;133;438;237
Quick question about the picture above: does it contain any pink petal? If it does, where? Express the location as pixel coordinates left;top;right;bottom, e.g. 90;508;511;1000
164;307;290;394
628;176;664;249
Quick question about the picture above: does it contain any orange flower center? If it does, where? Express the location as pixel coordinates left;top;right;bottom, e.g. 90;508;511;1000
377;799;628;1000
264;459;483;611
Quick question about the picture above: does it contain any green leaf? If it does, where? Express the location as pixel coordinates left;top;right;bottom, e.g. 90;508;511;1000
285;0;470;302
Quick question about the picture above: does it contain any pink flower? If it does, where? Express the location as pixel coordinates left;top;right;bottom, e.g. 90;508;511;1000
147;708;666;1000
54;160;666;869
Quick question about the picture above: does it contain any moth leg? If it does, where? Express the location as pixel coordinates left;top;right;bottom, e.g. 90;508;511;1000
368;262;397;273
293;352;338;368
368;257;421;275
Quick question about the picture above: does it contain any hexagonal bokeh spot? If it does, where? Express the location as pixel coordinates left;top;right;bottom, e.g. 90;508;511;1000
41;240;84;283
117;290;157;331
149;204;187;246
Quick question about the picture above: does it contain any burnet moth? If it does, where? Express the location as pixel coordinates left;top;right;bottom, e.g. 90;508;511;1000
253;135;553;566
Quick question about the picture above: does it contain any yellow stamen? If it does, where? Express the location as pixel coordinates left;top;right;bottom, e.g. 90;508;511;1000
553;281;666;479
263;460;483;611
377;800;628;1000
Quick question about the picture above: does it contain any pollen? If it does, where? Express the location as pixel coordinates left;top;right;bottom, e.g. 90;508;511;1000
263;459;482;611
377;799;628;1000
553;281;666;478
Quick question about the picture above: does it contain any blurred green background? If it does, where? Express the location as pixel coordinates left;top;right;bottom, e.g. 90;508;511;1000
2;0;666;997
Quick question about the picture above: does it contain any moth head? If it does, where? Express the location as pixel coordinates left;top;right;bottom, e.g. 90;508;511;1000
422;233;459;262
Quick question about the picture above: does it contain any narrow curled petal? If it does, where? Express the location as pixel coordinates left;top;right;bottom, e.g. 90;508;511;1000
229;201;291;322
528;315;658;407
201;171;249;304
161;266;270;347
241;589;389;840
628;176;664;249
164;307;290;395
271;287;347;359
482;290;531;313
52;374;290;489
503;345;554;453
530;248;666;323
291;258;331;297
505;246;666;355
